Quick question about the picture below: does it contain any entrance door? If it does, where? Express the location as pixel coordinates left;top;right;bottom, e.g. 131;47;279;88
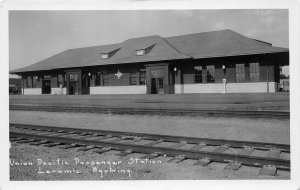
69;81;78;95
42;80;51;94
68;73;79;95
151;78;157;94
150;77;164;94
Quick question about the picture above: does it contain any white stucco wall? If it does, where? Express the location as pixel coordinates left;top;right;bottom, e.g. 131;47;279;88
23;88;41;95
182;83;224;93
51;88;67;95
90;86;147;94
175;82;276;94
226;82;276;93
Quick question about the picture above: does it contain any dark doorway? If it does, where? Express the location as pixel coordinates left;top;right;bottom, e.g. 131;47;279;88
42;80;51;94
150;77;164;94
151;78;157;94
69;81;78;95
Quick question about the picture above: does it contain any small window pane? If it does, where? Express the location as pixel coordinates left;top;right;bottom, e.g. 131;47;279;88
95;73;101;86
136;50;145;56
139;71;146;85
194;66;202;83
249;62;259;82
101;54;108;59
206;65;215;83
236;64;245;82
130;73;137;85
103;73;108;86
158;78;163;88
69;74;78;81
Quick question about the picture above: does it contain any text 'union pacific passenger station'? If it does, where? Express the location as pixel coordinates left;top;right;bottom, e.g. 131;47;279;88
10;30;289;95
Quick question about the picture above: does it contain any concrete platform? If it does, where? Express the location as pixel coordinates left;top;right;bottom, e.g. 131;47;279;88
9;93;289;111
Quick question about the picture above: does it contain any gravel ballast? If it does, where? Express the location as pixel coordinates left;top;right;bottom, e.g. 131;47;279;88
9;110;290;180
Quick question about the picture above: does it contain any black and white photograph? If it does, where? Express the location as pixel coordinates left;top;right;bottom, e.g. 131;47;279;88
2;0;300;189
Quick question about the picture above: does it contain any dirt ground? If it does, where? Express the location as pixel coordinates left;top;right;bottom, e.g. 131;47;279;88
10;111;289;144
9;111;290;180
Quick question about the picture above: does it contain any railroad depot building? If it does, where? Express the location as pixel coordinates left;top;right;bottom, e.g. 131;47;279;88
10;29;289;95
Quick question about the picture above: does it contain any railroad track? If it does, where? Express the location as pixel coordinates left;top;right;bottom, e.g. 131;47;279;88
10;123;290;176
9;105;290;119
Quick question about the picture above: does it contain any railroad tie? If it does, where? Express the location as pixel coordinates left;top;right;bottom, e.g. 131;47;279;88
224;161;242;170
116;149;133;156
212;144;230;153
141;152;162;159
10;137;24;142
259;165;277;176
144;139;164;146
189;142;206;151
126;137;143;144
77;145;98;152
59;143;82;149
238;146;254;156
43;142;62;147
170;141;187;149
194;157;211;166
167;155;186;163
29;140;49;145
267;148;281;159
93;147;112;154
15;139;36;144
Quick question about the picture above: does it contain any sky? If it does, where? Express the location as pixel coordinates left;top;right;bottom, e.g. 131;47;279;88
9;9;289;74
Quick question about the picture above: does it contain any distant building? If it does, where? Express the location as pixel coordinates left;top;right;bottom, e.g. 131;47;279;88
10;29;289;95
9;78;21;94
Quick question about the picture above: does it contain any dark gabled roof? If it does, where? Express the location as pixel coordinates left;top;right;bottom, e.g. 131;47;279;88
11;35;189;73
10;29;288;74
165;30;288;59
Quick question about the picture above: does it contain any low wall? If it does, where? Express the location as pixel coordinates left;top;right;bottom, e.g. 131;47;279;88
175;82;276;94
90;86;147;94
226;82;276;93
183;83;224;93
51;88;67;95
23;88;41;95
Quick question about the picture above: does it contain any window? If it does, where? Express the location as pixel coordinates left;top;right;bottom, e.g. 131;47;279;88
95;73;101;86
150;69;164;78
58;74;65;87
27;76;32;88
206;65;215;83
236;64;246;82
194;66;203;83
32;76;38;88
249;62;260;82
139;70;146;85
103;73;109;86
69;74;78;81
130;73;137;85
100;48;120;59
101;53;109;59
136;50;145;56
136;44;155;56
158;78;164;88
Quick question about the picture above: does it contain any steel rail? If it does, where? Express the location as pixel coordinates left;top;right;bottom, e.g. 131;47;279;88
10;131;290;170
9;105;290;119
10;123;290;152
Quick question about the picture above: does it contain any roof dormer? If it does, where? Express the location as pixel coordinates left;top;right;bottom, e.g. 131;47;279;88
135;44;156;56
100;48;120;59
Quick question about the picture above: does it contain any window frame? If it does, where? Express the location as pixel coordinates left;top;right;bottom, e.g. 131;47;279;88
249;62;260;82
130;72;137;85
95;72;101;86
194;66;203;83
139;70;146;85
236;63;246;83
206;65;215;83
102;73;109;86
